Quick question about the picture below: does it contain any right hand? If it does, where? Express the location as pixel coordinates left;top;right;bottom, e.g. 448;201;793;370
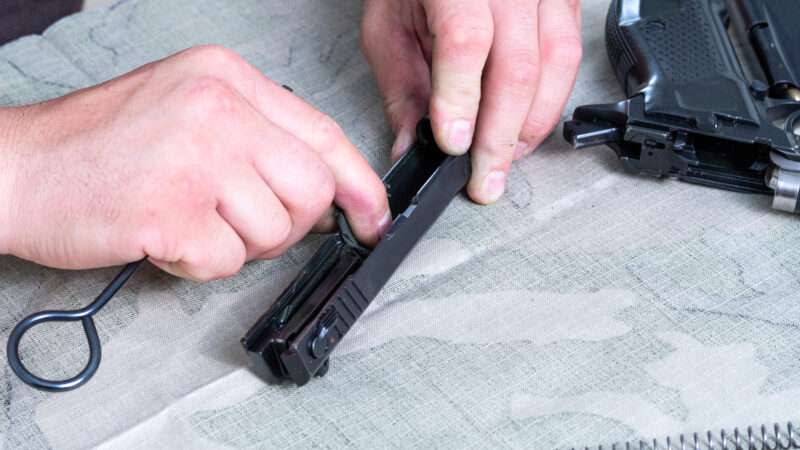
361;0;583;204
0;45;391;281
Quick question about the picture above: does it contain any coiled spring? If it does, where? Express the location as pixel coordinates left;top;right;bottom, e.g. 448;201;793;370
574;422;800;450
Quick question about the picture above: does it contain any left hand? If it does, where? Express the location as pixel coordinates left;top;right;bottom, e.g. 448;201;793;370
362;0;582;204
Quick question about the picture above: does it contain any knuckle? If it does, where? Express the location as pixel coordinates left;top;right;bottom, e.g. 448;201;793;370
543;38;583;71
311;113;347;150
182;45;247;72
438;16;493;55
176;76;239;120
481;138;517;160
135;174;215;262
159;171;219;227
504;57;540;90
169;169;216;210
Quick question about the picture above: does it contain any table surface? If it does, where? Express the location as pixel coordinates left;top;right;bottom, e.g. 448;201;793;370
1;0;799;448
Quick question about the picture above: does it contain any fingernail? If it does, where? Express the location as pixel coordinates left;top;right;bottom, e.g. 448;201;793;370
482;171;507;203
514;141;529;161
377;211;393;237
446;119;473;153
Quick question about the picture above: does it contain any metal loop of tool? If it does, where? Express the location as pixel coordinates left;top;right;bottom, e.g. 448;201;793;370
6;260;144;392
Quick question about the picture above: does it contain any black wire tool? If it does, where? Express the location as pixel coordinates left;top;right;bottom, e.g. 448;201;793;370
241;119;471;385
7;259;144;392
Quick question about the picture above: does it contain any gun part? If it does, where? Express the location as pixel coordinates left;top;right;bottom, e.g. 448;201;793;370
242;119;470;386
564;0;800;213
788;87;800;103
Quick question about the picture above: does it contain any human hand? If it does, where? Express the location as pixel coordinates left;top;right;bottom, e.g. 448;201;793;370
0;45;390;281
362;0;582;204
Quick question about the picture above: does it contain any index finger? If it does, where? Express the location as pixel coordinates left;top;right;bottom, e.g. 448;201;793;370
422;0;494;155
172;47;393;246
254;92;391;247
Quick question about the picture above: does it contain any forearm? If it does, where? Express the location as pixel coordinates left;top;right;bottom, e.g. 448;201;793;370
0;107;23;255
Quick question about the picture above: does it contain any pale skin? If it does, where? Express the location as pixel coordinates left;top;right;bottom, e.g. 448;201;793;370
0;1;582;281
363;0;582;203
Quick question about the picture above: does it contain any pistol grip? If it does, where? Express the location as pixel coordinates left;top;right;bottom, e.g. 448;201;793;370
605;0;759;130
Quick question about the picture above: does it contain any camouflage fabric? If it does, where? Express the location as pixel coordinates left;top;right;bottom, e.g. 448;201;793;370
1;0;799;448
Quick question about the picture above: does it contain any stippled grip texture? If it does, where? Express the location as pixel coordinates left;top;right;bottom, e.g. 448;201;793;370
605;0;735;97
640;0;726;83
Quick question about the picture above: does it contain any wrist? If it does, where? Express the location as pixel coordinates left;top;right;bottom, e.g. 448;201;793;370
0;107;24;256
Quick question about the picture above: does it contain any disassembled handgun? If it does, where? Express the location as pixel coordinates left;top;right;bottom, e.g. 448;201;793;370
242;119;470;385
564;0;800;212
